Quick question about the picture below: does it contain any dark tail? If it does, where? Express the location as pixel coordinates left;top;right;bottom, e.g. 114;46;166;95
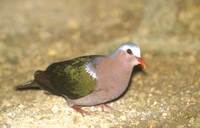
15;80;41;91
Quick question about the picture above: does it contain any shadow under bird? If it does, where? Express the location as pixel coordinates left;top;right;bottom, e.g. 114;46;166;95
16;42;145;114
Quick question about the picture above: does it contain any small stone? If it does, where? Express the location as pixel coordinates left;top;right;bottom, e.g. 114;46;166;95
188;55;196;64
189;117;194;124
48;49;57;57
162;112;168;118
7;112;16;118
67;19;79;30
148;120;158;128
51;105;59;113
120;115;126;121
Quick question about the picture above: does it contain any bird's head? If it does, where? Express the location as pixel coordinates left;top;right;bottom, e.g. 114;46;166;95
112;42;145;69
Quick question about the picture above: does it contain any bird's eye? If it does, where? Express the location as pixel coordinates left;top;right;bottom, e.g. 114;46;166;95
126;49;133;55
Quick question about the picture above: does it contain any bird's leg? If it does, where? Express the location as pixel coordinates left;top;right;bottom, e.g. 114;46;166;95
96;104;113;111
62;95;90;115
72;105;90;116
96;104;121;113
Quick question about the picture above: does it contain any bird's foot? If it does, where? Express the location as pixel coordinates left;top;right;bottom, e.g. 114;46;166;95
72;105;90;116
96;104;113;112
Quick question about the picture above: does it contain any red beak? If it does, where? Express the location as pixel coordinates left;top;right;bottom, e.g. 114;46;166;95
136;57;146;69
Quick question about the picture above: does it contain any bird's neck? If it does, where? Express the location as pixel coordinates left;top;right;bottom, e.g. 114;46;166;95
109;52;134;72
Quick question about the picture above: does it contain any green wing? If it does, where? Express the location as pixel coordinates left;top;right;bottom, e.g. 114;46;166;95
44;55;101;99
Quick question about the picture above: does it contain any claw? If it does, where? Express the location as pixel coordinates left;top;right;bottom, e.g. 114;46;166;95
72;105;90;116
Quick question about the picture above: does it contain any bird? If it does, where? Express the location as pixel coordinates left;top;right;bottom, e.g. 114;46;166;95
15;42;145;114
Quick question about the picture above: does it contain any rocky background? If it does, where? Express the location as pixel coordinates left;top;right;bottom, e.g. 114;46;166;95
0;0;200;128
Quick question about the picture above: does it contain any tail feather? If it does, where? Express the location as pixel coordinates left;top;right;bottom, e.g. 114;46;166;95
15;80;40;91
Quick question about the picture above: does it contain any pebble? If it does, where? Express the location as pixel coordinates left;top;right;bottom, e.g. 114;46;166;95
48;49;57;57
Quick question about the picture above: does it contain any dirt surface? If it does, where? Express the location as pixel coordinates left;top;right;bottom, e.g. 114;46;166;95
0;0;200;128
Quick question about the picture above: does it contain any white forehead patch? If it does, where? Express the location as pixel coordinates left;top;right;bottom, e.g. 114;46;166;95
85;63;97;79
119;43;141;58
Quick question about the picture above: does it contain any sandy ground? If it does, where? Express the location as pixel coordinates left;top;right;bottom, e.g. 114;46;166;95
0;0;200;128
